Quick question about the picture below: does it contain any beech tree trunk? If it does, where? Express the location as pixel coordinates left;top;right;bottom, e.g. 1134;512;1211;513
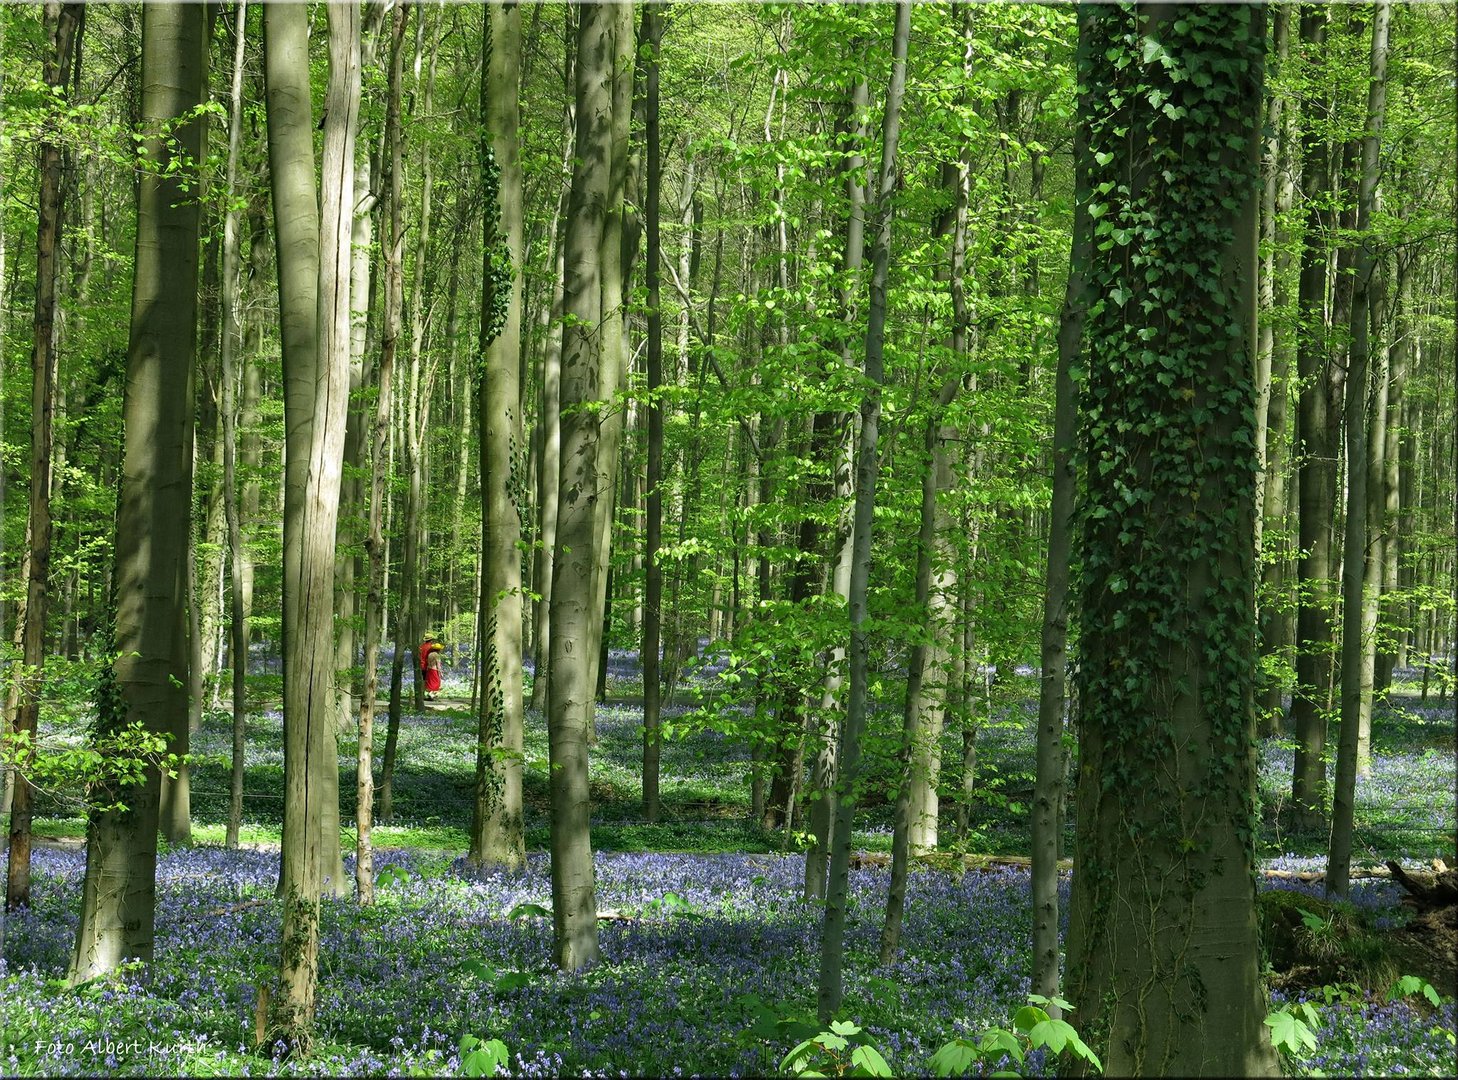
1289;7;1339;832
357;0;410;903
817;0;910;1023
1329;0;1390;901
265;0;359;1049
1063;8;1278;1074
221;0;249;852
547;0;617;973
641;3;665;824
1030;30;1089;1009
468;0;526;873
803;66;868;904
5;0;83;915
69;0;200;977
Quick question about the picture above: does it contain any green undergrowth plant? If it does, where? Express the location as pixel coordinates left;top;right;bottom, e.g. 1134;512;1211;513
767;995;1103;1078
455;1035;508;1077
1257;889;1398;993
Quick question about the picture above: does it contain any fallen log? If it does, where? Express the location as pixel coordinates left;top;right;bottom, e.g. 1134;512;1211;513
1386;860;1458;910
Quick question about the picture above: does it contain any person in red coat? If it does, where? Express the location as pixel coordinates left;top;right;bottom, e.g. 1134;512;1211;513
420;634;443;700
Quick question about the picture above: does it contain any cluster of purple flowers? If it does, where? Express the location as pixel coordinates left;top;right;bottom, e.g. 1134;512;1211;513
6;844;1452;1077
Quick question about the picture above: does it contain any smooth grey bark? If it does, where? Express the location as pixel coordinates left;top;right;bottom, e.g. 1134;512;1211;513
1256;5;1297;731
468;0;526;873
584;0;635;717
817;0;910;1024
1289;7;1338;831
359;0;409;899
69;0;200;978
220;0;249;853
548;0;617;973
803;67;869;904
265;0;359;1048
1031;40;1089;1011
1328;0;1390;901
641;2;665;824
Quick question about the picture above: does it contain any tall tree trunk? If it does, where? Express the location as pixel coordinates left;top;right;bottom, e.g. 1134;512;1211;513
264;0;359;1049
817;0;910;1023
530;10;577;711
882;143;973;964
584;0;635;717
1030;27;1089;1009
359;0;409;897
1289;7;1338;832
468;0;526;873
340;3;381;896
1064;7;1278;1074
221;0;249;852
1356;261;1390;779
5;0;83;914
547;0;618;973
803;66;868;904
68;0;200;975
640;2;665;824
1328;0;1390;901
1256;5;1297;734
1376;269;1412;691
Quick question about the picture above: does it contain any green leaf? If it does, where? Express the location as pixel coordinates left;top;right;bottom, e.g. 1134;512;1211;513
494;971;532;992
458;1036;508;1078
506;901;551;921
928;1038;978;1077
850;1044;893;1077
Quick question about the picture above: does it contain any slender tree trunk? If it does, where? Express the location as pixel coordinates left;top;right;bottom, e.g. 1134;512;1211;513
221;0;249;852
641;3;665;824
1289;7;1338;832
1376;270;1412;691
882;146;972;964
265;0;359;1048
803;68;868;904
69;0;200;976
5;0;83;914
467;0;526;873
817;0;910;1022
547;0;617;972
1257;5;1296;735
1356;263;1390;779
1030;38;1089;1010
583;0;635;718
529;8;578;704
359;0;409;893
1328;0;1389;901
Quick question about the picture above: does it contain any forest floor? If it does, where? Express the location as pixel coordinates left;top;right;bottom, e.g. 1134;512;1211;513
3;660;1455;1076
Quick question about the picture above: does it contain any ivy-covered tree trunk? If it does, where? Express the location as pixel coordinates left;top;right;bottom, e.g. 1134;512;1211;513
265;0;359;1049
1063;7;1279;1075
69;0;202;977
6;0;83;914
468;0;526;874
